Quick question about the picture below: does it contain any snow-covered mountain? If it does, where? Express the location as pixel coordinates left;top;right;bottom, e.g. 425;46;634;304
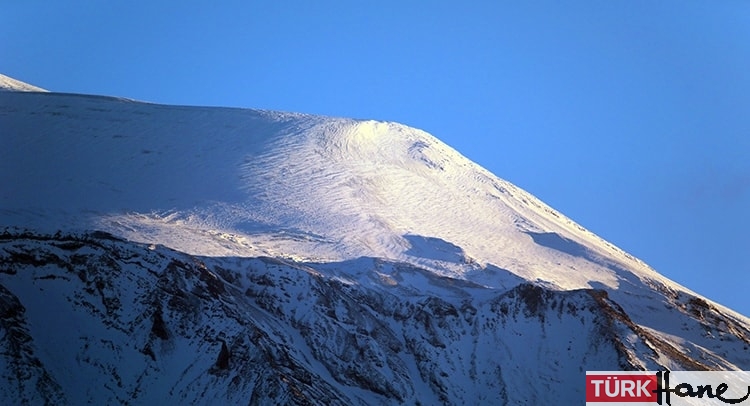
1;75;748;404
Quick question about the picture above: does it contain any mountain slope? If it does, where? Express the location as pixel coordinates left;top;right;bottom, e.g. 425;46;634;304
0;89;668;287
2;231;747;405
0;73;47;92
1;76;749;404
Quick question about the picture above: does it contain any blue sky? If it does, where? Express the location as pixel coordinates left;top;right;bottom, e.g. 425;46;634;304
3;1;749;316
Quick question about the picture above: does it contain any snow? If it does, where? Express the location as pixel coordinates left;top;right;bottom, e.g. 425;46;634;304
2;75;750;404
0;73;47;92
1;90;656;291
2;77;749;318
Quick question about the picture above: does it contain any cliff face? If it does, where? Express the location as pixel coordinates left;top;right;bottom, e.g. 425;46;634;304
1;231;747;405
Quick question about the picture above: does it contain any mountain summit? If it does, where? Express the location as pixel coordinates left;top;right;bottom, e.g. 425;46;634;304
0;73;47;92
1;75;748;405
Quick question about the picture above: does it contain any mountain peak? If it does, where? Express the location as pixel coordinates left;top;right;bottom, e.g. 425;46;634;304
0;89;705;292
1;82;749;404
0;73;47;92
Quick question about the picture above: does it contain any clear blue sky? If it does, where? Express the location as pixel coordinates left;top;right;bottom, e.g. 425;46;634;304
3;1;749;316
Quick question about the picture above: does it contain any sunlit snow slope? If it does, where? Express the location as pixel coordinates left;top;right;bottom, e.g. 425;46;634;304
3;87;656;290
2;77;750;404
0;73;47;92
2;77;748;312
